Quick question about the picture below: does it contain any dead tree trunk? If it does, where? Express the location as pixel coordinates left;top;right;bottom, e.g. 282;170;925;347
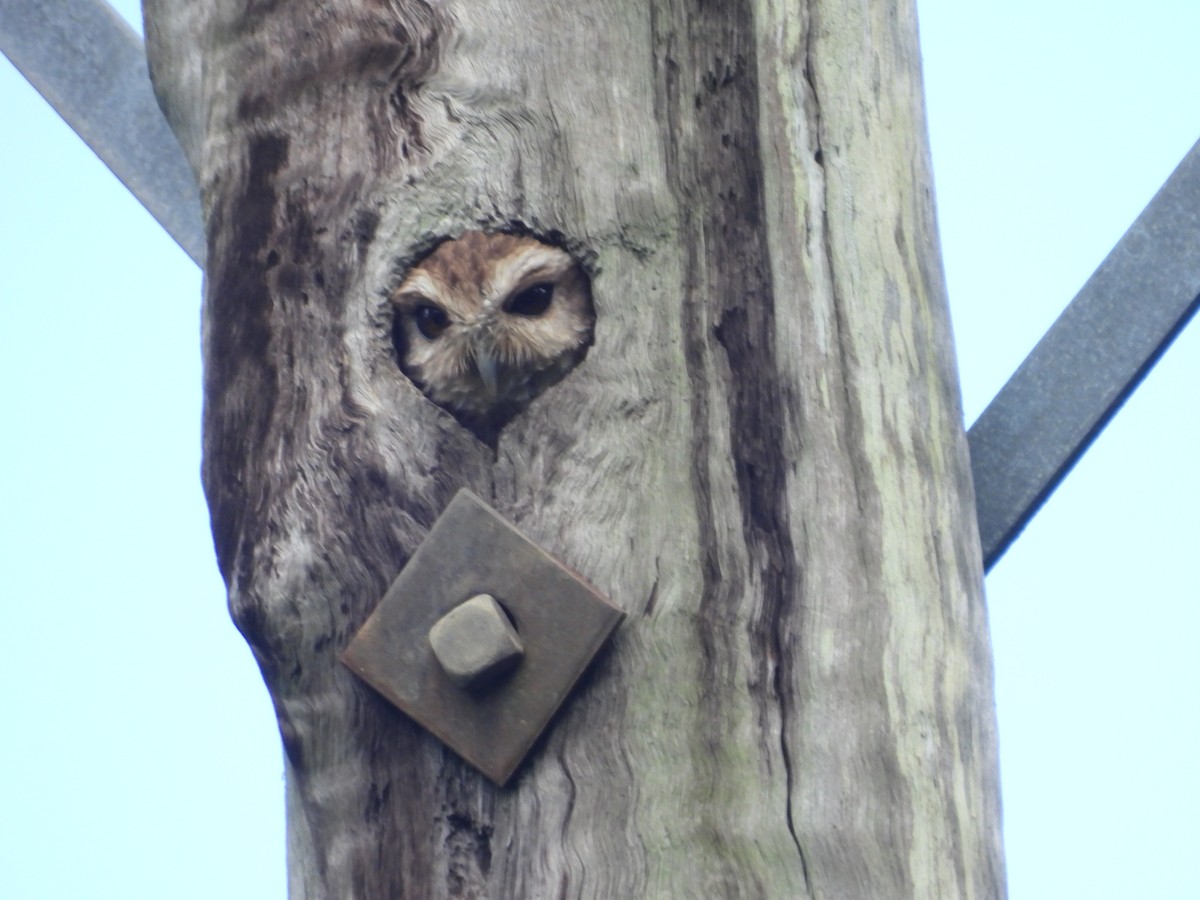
144;0;1006;896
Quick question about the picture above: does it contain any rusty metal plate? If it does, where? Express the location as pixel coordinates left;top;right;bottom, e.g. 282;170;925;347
341;489;625;785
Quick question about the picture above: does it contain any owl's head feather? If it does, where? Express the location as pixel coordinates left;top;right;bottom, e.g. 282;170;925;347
391;231;595;441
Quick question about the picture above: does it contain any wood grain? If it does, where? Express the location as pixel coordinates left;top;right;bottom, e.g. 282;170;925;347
144;0;1006;896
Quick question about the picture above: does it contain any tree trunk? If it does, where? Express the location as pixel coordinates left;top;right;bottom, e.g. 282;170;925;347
144;0;1006;896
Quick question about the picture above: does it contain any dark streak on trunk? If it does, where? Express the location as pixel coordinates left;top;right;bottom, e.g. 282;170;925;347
203;132;288;606
653;0;807;889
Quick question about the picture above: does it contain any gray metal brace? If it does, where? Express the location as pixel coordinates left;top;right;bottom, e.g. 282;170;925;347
0;0;204;265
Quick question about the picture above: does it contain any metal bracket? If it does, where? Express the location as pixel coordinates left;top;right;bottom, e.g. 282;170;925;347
341;489;625;785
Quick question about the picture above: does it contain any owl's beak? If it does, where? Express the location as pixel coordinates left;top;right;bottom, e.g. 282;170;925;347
475;347;500;397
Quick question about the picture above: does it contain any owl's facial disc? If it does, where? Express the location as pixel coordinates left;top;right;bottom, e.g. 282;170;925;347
389;230;595;445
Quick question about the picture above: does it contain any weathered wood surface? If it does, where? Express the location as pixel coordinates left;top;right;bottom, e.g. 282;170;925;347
144;0;1006;896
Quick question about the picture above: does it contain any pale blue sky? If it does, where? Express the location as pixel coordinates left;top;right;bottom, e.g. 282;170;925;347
2;2;1197;897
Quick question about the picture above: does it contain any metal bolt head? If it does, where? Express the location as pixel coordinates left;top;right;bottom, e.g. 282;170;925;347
429;594;524;690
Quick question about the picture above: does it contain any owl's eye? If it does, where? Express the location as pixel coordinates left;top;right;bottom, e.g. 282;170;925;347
413;303;450;340
505;283;554;317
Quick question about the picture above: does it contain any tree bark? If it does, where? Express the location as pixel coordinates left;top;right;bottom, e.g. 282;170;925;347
144;0;1006;896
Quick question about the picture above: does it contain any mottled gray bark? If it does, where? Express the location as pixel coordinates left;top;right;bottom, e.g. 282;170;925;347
144;0;1006;896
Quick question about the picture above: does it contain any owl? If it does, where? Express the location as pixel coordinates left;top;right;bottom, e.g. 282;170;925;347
390;231;595;441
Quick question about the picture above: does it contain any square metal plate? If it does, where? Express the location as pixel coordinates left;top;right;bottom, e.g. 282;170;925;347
341;489;625;785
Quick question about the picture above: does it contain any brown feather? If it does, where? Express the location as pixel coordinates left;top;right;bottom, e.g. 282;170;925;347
390;232;594;442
